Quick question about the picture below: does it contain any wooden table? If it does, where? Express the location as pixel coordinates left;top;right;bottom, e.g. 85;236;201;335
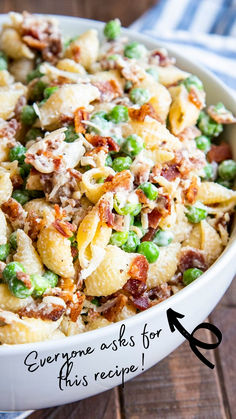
1;1;235;417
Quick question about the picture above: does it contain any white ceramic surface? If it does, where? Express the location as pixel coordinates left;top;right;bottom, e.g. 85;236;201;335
0;14;236;412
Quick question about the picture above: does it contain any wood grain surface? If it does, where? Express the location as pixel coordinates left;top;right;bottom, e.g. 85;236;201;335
0;1;235;417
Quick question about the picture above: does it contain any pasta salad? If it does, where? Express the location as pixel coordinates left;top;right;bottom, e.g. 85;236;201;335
0;12;235;344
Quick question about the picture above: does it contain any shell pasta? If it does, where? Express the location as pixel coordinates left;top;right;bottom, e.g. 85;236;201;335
0;12;235;344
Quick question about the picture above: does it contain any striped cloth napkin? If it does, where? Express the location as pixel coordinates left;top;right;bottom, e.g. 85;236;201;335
0;1;235;417
131;0;236;91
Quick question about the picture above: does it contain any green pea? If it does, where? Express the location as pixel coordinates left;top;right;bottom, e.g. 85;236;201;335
183;268;203;285
97;177;106;184
110;231;129;246
30;80;47;101
105;154;113;166
124;42;146;59
0;244;10;261
25;128;42;143
19;163;32;178
9;145;26;165
121;231;140;252
212;102;228;115
137;241;160;263
218;159;236;181
130;87;150;105
201;163;214;180
0;51;8;71
64;125;79;143
21;105;37;126
108;105;129;124
122;134;144;157
43;270;58;288
29;190;44;199
104;19;121;40
91;297;101;307
146;67;159;81
8;277;34;299
107;54;120;61
112;156;132;172
27;68;43;83
186;205;208;223
138;182;158;201
114;197;141;216
30;274;49;297
216;178;233;189
89;111;110;134
181;75;204;92
195;135;211;153
153;229;173;246
197;111;223;138
44;86;59;99
2;261;25;283
124;81;133;92
12;189;30;205
9;232;17;250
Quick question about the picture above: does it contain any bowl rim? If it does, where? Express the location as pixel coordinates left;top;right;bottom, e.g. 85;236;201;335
0;13;235;355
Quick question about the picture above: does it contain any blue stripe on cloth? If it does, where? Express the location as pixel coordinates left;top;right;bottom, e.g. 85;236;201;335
139;0;167;31
175;0;204;30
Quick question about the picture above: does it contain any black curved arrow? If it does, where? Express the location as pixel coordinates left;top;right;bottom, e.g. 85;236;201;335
167;308;222;369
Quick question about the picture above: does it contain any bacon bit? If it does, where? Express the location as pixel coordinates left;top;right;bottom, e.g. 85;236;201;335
135;188;149;204
1;198;26;229
59;277;76;293
71;246;78;260
16;272;32;289
18;304;65;321
85;134;120;152
98;198;114;227
93;79;122;102
188;87;205;110
74;107;89;134
69;293;85;322
54;204;66;220
141;227;158;242
67;168;82;181
11;174;24;189
87;308;100;320
184;177;198;204
161;163;180;181
104;170;133;193
130;295;149;310
148;283;171;302
207;105;236;124
0;119;19;139
123;279;147;296
25;212;45;241
23;35;47;50
14;96;27;121
60;114;74;125
148;208;162;229
44;287;74;303
177;126;201;142
70;45;81;62
149;49;175;67
112;214;124;232
128;103;162;123
102;294;128;322
128;255;149;282
207;142;232;163
178;247;207;273
149;164;162;183
52;219;75;238
133;162;150;185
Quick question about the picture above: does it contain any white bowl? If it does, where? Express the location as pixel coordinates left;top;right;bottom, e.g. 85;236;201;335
0;14;236;412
